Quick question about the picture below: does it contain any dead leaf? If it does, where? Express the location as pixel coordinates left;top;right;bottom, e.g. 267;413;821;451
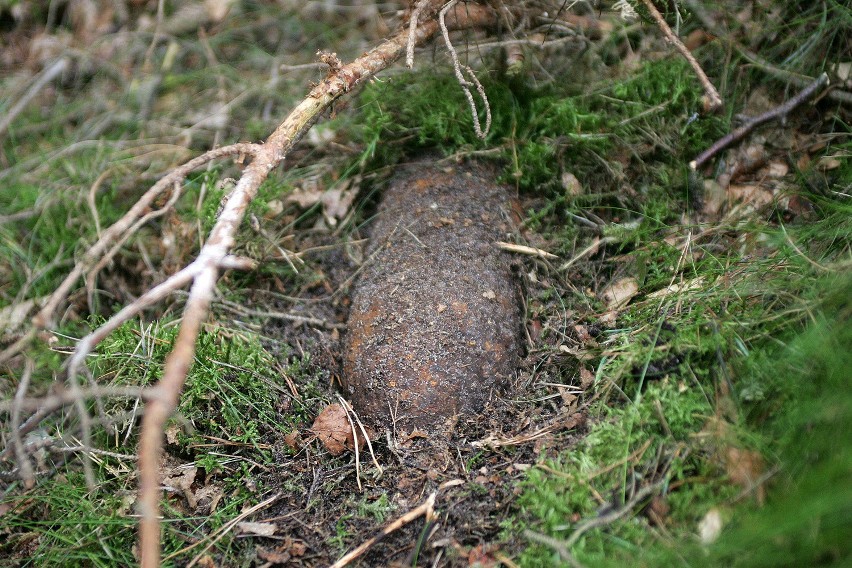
236;522;277;537
728;184;773;209
765;161;789;178
602;277;639;309
161;464;198;509
834;61;851;83
165;423;181;445
702;178;726;217
468;543;499;567
579;367;595;389
573;324;596;345
283;430;302;451
646;276;707;299
598;310;617;327
162;465;196;493
645;495;670;526
698;508;724;544
321;185;356;226
0;298;39;335
205;0;237;22
561;172;583;196
818;156;842;170
195;483;225;515
286;187;324;209
265;199;284;217
724;447;766;505
257;539;307;564
559;390;577;408
311;403;363;456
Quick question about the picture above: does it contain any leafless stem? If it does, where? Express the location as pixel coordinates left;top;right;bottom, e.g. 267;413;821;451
31;142;261;332
681;0;852;105
407;0;431;68
440;0;492;139
639;0;722;112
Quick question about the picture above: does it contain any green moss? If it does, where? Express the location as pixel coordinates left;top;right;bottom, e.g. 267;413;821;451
358;57;724;197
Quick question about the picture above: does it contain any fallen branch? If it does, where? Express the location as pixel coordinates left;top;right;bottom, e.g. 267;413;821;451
690;73;829;171
639;0;722;112
330;492;437;568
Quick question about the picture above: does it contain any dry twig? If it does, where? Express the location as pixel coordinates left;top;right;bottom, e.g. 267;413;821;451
330;492;437;568
496;241;558;260
639;0;722;112
682;0;852;105
440;0;492;139
0;57;70;139
690;73;829;171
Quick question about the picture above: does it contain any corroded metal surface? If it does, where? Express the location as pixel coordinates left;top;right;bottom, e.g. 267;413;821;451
344;160;521;434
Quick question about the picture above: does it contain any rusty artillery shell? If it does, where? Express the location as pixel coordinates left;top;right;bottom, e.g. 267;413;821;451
343;160;521;434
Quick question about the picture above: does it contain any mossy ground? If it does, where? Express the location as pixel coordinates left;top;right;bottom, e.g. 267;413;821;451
1;1;850;566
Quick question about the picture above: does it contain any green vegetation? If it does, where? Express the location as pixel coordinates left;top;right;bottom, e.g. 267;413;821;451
359;58;725;193
0;317;306;565
1;1;850;566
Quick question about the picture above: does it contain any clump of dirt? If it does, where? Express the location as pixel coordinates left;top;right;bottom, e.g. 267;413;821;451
343;158;522;436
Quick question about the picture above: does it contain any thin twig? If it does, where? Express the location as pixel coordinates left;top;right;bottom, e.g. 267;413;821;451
440;0;492;139
496;241;558;259
471;412;584;449
0;386;146;465
173;493;280;567
0;57;70;139
681;0;852;105
31;143;261;332
215;299;345;330
565;481;662;548
560;237;614;272
337;395;362;492
690;73;829;170
330;492;437;568
338;396;383;475
523;530;586;568
9;360;35;488
639;0;722;112
407;0;430;68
